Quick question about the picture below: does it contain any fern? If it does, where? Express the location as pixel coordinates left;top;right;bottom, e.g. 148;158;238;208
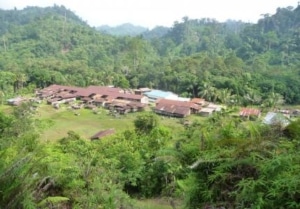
38;196;69;207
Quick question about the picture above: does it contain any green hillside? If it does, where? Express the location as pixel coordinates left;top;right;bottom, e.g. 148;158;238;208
1;5;300;209
1;5;300;105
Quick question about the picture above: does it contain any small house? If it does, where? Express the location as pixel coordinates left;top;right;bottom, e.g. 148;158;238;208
154;103;191;118
239;108;261;119
190;98;206;106
7;97;26;106
199;107;214;117
263;112;290;128
144;90;178;103
90;129;115;140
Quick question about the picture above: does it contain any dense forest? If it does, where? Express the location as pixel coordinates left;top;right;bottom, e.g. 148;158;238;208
0;5;300;106
1;4;300;209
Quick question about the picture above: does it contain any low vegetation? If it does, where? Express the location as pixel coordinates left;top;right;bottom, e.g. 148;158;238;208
1;102;300;208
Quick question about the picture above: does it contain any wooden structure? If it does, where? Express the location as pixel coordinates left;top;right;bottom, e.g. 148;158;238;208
90;129;115;140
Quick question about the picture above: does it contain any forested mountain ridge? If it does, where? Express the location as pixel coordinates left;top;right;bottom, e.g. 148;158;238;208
0;5;87;35
1;5;300;105
0;6;159;94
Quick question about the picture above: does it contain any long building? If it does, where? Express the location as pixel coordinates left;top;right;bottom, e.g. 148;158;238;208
37;84;149;109
154;98;201;118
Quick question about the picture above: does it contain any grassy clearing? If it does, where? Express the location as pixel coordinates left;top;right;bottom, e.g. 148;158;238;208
37;104;137;141
0;104;13;113
0;102;205;142
34;103;188;141
135;198;182;209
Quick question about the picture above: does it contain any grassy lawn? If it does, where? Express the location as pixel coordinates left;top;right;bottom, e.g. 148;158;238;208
37;104;138;141
34;103;188;141
0;104;13;113
0;102;206;142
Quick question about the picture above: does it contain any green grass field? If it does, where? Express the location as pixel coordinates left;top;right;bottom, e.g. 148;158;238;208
32;103;187;141
37;104;136;141
0;102;204;142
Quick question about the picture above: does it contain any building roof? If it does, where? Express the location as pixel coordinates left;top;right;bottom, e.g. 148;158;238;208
263;112;290;127
239;108;261;117
90;129;115;140
190;98;206;105
206;103;224;111
155;103;190;116
7;97;24;103
156;98;200;110
144;90;177;99
199;107;215;113
115;93;145;100
39;85;145;102
139;87;152;92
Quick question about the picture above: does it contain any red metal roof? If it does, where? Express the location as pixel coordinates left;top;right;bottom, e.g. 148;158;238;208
239;108;261;117
155;103;190;116
39;85;145;101
90;129;115;140
190;98;206;105
156;98;200;110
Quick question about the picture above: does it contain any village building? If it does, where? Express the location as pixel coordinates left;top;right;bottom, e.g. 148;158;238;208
37;84;149;113
199;107;214;117
190;98;206;106
154;98;200;117
90;129;115;140
155;103;191;118
197;103;223;117
263;112;290;128
134;87;152;95
239;107;261;119
291;109;300;117
7;97;26;106
206;103;223;112
143;90;179;103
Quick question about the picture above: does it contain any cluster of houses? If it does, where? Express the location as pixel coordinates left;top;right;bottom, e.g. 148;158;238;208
5;84;300;140
32;84;226;118
239;107;294;128
36;84;149;113
5;85;299;123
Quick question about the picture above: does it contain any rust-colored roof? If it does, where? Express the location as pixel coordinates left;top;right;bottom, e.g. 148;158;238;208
47;97;61;103
94;98;107;102
82;97;93;101
116;93;144;100
190;98;206;105
86;86;122;94
156;99;200;110
239;108;261;117
155;103;190;116
127;101;147;108
40;85;146;105
90;129;115;140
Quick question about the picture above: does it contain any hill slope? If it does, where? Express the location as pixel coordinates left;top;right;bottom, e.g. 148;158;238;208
1;5;300;104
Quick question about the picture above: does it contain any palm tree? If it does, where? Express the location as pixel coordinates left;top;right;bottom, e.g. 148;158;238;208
262;92;284;109
217;88;232;105
200;82;217;102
